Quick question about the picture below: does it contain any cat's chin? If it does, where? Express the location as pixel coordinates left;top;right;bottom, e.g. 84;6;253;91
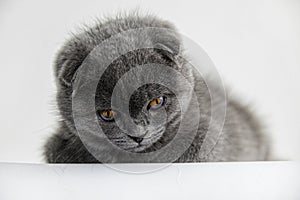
128;144;150;153
122;140;157;153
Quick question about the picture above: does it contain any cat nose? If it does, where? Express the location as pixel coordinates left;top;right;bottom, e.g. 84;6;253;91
128;135;144;144
133;119;148;126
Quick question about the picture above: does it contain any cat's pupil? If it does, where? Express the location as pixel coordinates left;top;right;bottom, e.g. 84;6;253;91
148;96;165;110
99;110;115;122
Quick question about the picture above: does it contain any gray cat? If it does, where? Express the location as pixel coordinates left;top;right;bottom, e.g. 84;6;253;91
44;13;270;163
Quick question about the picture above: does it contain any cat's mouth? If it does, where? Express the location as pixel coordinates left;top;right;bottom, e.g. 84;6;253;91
124;128;165;153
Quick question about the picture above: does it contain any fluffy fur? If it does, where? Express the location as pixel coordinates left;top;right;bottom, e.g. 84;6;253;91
44;13;269;163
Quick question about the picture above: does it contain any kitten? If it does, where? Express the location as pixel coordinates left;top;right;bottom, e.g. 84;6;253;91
44;13;269;163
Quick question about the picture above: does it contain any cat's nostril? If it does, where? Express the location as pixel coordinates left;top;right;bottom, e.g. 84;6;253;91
128;135;144;144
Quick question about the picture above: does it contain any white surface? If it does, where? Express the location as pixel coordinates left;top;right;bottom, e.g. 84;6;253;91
0;161;299;200
0;0;300;162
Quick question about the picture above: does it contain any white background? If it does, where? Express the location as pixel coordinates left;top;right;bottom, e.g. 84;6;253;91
0;0;299;163
1;162;300;200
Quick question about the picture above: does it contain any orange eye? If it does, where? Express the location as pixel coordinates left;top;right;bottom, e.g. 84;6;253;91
148;96;166;110
99;110;115;121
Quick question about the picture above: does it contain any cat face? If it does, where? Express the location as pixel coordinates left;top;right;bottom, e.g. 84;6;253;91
95;49;182;153
53;16;198;160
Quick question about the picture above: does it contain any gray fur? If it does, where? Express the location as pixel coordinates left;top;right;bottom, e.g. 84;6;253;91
44;13;270;163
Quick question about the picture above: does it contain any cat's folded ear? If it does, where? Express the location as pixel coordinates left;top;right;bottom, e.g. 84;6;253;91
55;32;182;87
54;38;91;87
54;21;182;87
151;27;182;59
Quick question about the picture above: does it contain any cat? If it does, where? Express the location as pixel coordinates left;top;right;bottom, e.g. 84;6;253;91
44;13;270;163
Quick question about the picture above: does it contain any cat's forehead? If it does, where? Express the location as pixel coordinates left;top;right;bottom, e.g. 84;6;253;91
96;82;171;108
93;48;181;110
96;49;178;90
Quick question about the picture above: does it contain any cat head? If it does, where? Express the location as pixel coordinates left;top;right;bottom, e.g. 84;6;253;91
54;14;195;154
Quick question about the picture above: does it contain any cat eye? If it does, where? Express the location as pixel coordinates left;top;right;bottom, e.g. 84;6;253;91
148;96;166;110
99;110;115;122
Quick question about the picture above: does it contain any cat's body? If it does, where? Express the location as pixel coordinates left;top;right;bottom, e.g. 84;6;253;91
44;14;269;163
